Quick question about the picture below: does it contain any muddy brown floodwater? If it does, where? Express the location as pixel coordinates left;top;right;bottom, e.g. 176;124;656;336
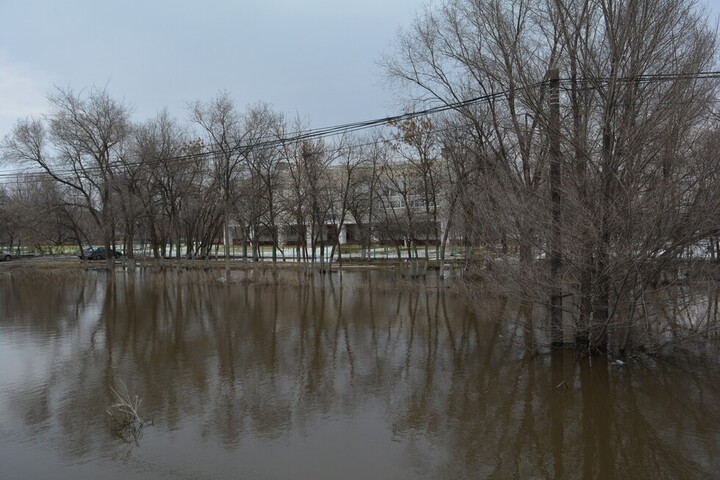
1;269;719;479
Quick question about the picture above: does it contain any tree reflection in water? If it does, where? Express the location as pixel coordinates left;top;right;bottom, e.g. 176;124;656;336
0;270;719;479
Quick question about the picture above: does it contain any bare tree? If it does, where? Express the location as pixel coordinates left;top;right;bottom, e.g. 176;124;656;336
244;103;286;263
385;0;554;266
189;92;247;267
278;121;311;261
390;118;443;259
346;136;385;259
386;0;720;353
549;0;719;352
130;110;190;263
281;138;333;263
436;119;484;263
2;86;131;269
326;136;366;267
306;141;335;264
0;176;91;254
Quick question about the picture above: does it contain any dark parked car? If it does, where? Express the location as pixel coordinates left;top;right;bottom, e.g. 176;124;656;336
78;247;123;260
0;251;11;261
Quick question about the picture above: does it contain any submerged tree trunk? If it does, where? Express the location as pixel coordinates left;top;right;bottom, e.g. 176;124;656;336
548;67;563;347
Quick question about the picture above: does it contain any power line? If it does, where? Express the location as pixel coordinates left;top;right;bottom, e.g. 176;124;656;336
1;70;719;185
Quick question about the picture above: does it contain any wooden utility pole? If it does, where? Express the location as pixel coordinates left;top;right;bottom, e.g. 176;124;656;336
549;67;563;347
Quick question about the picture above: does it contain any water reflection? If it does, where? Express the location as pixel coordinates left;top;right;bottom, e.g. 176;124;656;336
0;271;719;479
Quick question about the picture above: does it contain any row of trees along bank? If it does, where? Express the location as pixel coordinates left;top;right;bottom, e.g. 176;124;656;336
0;95;462;268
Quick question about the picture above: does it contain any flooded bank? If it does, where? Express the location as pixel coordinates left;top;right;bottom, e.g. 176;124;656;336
1;270;719;479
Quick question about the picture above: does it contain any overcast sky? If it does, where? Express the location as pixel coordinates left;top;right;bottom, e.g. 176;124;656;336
0;0;427;138
1;0;720;139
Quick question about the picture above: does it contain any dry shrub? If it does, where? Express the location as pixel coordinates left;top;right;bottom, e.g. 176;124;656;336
107;382;153;444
